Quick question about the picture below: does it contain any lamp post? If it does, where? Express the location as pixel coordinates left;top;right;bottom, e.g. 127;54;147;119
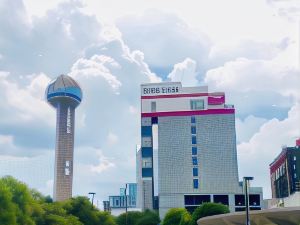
243;177;253;225
125;184;128;225
88;192;96;207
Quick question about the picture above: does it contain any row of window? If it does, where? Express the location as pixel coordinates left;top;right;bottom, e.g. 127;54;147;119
150;99;205;113
191;116;198;189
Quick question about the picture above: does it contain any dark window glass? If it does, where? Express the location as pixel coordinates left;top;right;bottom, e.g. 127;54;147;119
192;136;197;144
249;194;260;206
184;195;194;205
213;195;229;205
193;168;198;176
191;126;196;134
191;116;196;123
235;195;245;206
192;157;198;165
193;179;199;189
192;147;197;155
194;195;210;204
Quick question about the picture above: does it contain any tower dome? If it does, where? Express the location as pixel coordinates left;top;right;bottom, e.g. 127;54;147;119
46;74;82;107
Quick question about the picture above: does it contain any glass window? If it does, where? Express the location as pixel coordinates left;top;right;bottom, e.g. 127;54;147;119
191;126;196;134
295;173;297;178
192;147;197;155
65;161;70;167
142;158;152;168
294;156;297;161
192;157;198;165
192;136;197;144
193;179;199;189
191;116;196;123
193;168;198;176
190;99;204;110
151;101;156;112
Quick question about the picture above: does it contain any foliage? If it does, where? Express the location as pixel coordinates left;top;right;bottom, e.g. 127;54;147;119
162;208;191;225
116;210;160;225
189;202;230;225
116;211;143;225
135;210;160;225
0;176;116;225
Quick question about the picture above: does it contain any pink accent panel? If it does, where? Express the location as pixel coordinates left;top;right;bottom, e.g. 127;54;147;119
270;151;287;174
141;108;235;117
296;138;300;146
141;93;208;99
208;95;225;105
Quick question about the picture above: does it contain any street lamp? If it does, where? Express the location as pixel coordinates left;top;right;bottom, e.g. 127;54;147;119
243;177;253;225
125;184;128;225
88;192;96;207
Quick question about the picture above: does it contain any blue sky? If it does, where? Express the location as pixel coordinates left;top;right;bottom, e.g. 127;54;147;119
0;0;299;206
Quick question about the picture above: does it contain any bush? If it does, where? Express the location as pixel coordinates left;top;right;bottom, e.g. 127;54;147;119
136;210;160;225
162;208;191;225
189;203;229;225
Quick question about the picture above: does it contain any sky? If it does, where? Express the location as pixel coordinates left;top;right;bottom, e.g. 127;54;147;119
0;0;299;206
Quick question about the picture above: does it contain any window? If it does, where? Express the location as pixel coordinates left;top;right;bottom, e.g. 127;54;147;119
192;157;198;165
191;126;196;134
192;147;197;155
190;99;204;110
142;158;152;168
294;164;296;170
65;161;70;167
191;116;196;123
193;179;199;189
192;136;197;144
294;156;297;161
193;168;198;176
295;173;297;178
151;101;156;112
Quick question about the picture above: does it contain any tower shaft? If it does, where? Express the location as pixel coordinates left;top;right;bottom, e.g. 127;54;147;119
54;102;75;201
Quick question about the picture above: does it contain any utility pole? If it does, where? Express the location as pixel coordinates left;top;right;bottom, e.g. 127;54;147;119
125;184;128;225
243;177;253;225
88;192;96;207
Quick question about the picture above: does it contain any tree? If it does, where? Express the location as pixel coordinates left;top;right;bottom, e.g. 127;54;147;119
0;176;43;225
179;210;191;225
189;203;229;225
0;180;17;225
162;208;191;225
116;211;143;225
136;210;160;225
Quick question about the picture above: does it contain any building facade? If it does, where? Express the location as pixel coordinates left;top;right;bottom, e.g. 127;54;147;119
137;82;263;218
46;74;82;201
103;183;137;215
270;139;300;199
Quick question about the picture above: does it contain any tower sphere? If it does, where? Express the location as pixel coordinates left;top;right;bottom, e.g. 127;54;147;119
46;74;82;108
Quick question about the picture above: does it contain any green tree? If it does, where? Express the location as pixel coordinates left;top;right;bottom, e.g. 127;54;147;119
179;210;191;225
0;176;43;225
189;203;229;225
0;180;17;225
63;197;98;225
162;208;190;225
136;210;160;225
116;211;143;225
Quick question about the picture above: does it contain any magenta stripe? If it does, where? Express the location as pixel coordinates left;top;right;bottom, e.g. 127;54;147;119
141;93;208;99
141;109;235;117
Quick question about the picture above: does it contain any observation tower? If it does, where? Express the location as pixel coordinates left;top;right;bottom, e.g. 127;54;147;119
46;74;82;201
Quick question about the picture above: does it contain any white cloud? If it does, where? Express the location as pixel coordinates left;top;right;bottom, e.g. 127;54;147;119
236;116;268;143
238;104;300;198
70;55;122;93
168;58;198;86
90;150;115;174
107;132;118;146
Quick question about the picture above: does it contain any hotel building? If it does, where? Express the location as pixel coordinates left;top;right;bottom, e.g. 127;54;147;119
137;82;263;218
